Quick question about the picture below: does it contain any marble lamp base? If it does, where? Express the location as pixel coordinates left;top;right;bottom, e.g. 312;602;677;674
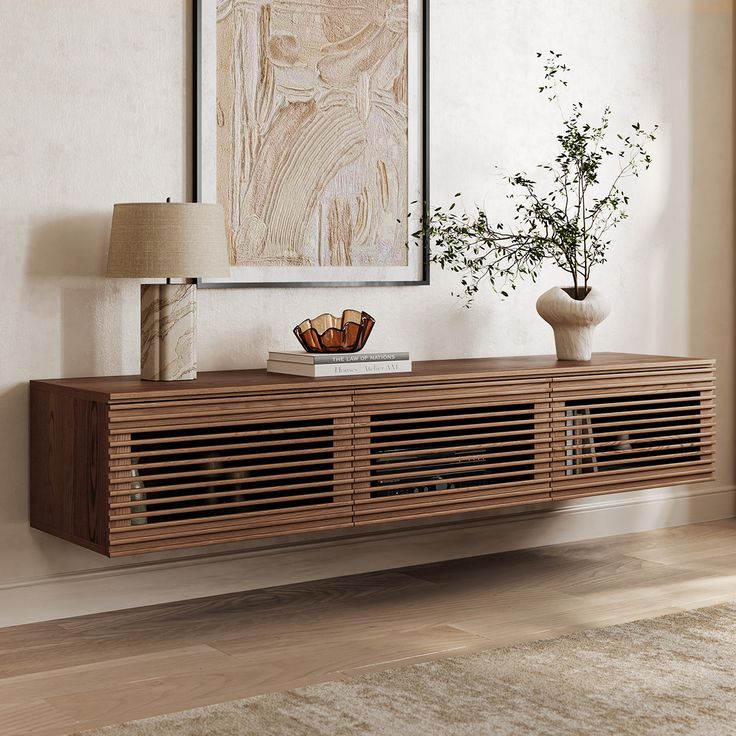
140;283;197;381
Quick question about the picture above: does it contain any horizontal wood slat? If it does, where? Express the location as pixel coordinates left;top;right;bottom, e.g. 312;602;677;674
112;492;352;521
355;479;550;508
109;487;352;510
551;441;713;464
108;475;351;497
551;473;715;501
365;434;550;451
109;391;353;415
354;407;551;426
549;395;715;413
551;367;714;386
111;429;337;449
110;411;355;434
354;492;552;526
109;500;353;534
357;424;549;441
109;444;337;464
108;519;356;557
355;443;553;463
109;513;355;554
108;459;347;486
551;416;715;434
352;379;550;401
353;394;552;412
554;427;715;445
355;453;552;473
552;457;712;482
364;467;550;494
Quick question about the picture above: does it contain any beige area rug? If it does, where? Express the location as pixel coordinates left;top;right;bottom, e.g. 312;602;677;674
75;603;736;736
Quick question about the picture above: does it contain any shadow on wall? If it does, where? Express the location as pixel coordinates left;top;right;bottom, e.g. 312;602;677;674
687;1;736;505
18;213;133;570
26;214;108;278
25;213;126;378
0;383;32;527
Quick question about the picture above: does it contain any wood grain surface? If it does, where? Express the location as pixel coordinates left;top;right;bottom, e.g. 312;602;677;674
30;353;712;402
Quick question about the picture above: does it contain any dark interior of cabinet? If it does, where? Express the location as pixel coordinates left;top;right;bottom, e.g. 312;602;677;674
368;403;537;498
127;418;338;525
563;390;703;475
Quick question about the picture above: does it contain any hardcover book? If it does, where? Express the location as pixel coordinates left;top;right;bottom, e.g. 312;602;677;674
267;359;412;377
268;350;410;365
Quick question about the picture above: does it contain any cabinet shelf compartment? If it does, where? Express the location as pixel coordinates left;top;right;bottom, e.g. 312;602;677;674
551;370;715;499
106;393;354;555
353;381;552;525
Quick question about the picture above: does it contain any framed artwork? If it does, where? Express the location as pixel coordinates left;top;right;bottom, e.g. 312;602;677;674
194;0;429;288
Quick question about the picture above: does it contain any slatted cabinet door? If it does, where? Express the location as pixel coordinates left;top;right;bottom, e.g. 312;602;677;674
352;380;553;525
106;391;355;555
550;366;716;500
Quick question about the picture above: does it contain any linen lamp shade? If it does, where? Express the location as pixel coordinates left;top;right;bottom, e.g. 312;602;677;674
106;202;230;278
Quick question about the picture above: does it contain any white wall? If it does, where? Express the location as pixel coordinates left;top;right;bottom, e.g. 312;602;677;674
0;0;733;622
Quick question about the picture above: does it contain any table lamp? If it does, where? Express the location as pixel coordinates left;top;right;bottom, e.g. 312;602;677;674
107;202;230;381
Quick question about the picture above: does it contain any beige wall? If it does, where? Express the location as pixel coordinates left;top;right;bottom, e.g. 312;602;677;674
0;0;733;620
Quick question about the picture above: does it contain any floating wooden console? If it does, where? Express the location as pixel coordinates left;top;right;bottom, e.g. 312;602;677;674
29;353;716;557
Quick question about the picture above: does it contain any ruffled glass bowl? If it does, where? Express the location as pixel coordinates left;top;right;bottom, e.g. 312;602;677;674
293;310;375;353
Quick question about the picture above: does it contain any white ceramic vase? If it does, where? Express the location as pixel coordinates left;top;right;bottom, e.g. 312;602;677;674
536;287;611;361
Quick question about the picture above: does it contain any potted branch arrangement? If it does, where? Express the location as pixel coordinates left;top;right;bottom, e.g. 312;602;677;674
418;52;658;361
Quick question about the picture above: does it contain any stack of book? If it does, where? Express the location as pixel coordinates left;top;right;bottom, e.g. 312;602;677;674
267;351;412;377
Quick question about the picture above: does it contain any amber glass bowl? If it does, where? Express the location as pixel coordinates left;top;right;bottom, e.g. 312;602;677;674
293;310;375;353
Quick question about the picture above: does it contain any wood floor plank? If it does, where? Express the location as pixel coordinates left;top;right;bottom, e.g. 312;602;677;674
57;571;434;637
543;521;736;564
669;550;736;575
626;533;736;566
208;623;486;673
0;645;233;704
452;599;686;640
46;625;484;731
0;622;79;653
403;546;666;594
3;572;433;680
0;700;79;736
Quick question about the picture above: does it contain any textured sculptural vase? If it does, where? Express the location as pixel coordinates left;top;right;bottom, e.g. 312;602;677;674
140;283;197;381
536;287;611;361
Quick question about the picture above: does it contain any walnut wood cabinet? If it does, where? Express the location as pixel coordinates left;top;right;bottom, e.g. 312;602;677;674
29;353;716;557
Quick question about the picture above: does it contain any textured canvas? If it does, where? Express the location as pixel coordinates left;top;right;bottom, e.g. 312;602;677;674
215;0;409;271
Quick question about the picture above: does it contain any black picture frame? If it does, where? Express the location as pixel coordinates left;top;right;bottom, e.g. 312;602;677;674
193;0;430;289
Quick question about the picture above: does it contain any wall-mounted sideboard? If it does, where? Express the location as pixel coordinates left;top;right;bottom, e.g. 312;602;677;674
29;353;715;557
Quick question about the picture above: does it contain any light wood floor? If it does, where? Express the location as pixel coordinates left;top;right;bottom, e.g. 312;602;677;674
3;519;736;736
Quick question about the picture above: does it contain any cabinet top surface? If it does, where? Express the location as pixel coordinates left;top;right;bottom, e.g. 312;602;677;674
30;353;714;403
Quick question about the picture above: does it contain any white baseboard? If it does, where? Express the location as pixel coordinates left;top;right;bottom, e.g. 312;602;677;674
1;484;733;628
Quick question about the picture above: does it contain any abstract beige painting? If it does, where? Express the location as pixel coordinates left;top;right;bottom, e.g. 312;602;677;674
215;0;410;272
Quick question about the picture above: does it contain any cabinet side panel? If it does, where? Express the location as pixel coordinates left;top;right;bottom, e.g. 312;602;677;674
29;387;58;532
29;386;107;554
73;399;109;549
